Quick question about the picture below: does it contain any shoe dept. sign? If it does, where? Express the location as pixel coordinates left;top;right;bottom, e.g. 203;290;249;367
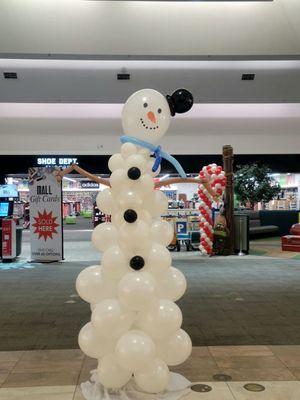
29;167;63;262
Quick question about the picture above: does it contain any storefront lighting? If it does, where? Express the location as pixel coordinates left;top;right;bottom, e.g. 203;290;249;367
159;174;170;181
63;177;77;183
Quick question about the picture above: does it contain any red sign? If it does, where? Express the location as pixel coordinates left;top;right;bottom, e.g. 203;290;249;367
32;209;59;241
2;219;16;259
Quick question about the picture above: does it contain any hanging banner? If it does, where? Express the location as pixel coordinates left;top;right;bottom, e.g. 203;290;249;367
29;167;63;262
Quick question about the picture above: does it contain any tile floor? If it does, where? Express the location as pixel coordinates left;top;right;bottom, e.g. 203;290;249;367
0;346;300;399
2;256;300;351
249;237;300;259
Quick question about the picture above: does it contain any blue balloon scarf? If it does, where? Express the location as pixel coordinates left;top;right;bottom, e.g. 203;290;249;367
120;135;186;178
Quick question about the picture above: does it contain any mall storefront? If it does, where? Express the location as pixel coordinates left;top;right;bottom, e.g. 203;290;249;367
1;153;300;259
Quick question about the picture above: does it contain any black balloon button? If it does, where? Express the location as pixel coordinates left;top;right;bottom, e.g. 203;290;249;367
124;209;137;223
127;167;141;180
130;256;145;271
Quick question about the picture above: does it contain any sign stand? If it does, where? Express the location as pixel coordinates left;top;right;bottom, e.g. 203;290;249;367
29;167;63;262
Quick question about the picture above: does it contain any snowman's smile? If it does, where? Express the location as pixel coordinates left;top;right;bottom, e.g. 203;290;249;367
140;118;159;131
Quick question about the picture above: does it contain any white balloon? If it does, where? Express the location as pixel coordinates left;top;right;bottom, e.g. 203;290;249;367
157;267;187;302
102;245;129;280
146;243;171;276
97;353;132;389
119;220;151;251
122;89;171;144
118;271;157;311
150;220;174;246
156;329;192;366
96;189;115;215
78;322;116;359
90;304;96;312
146;190;168;217
115;330;156;372
146;159;161;177
92;299;134;338
111;211;127;227
126;154;147;174
155;190;169;213
139;210;152;225
76;265;117;304
121;142;137;159
133;174;154;195
138;148;151;157
110;169;129;192
119;189;143;211
134;358;170;393
91;223;118;252
136;299;182;340
118;241;135;259
108;153;125;172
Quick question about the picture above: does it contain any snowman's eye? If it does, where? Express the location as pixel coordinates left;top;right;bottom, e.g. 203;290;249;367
158;108;162;114
143;103;148;108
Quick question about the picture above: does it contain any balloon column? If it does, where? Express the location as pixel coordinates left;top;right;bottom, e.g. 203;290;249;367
198;164;226;255
76;89;194;394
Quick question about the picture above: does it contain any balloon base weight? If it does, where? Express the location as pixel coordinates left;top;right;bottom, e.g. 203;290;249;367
81;370;191;400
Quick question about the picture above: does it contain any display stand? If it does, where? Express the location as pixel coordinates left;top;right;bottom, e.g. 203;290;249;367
81;371;191;400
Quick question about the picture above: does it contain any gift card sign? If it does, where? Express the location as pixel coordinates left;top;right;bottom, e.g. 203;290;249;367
29;167;63;262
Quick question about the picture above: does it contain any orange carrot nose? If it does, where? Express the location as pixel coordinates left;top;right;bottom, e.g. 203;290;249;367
147;111;156;124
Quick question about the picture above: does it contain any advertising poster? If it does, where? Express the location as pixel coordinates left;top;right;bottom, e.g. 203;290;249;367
2;219;16;260
29;167;63;262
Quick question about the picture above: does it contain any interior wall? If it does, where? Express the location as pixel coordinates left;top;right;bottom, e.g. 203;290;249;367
0;0;300;56
2;130;295;155
1;103;299;155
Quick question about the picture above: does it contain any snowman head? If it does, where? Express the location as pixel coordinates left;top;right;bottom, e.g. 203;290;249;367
122;89;170;144
122;88;193;145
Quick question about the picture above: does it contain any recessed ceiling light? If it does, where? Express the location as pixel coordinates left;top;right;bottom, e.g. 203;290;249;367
117;73;130;80
241;73;255;81
3;72;18;79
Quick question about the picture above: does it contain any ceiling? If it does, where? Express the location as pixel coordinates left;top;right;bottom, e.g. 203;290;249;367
0;103;299;155
1;0;300;57
1;59;300;103
1;1;300;104
0;0;300;158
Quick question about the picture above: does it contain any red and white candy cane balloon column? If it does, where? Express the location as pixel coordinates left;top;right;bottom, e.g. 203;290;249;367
198;164;226;255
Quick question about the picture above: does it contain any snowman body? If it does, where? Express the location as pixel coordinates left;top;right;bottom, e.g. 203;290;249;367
76;89;192;394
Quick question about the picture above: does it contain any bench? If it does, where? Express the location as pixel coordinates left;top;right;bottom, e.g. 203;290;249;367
238;210;279;237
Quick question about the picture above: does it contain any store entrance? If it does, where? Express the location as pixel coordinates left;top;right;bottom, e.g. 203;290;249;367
3;172;206;261
7;174;98;232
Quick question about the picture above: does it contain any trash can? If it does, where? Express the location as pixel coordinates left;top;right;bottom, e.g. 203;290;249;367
16;227;23;256
234;213;249;255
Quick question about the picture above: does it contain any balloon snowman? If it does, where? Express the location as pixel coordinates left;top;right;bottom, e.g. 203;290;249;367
76;88;193;394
